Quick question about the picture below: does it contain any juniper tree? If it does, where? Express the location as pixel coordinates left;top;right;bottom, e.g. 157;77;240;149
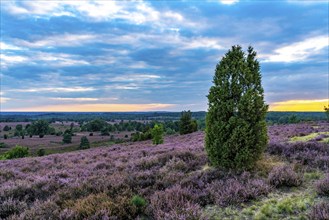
205;45;268;170
179;110;198;135
79;136;90;149
62;133;72;144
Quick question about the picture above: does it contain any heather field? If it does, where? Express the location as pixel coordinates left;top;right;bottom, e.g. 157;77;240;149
0;122;329;219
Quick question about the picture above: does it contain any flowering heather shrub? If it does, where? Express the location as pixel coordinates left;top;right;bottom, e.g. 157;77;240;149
267;141;329;170
0;198;28;219
268;165;303;187
150;185;204;220
315;176;329;196
309;202;329;220
208;174;271;206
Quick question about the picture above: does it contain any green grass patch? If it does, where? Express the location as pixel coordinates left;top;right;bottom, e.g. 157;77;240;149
203;191;316;220
289;132;329;142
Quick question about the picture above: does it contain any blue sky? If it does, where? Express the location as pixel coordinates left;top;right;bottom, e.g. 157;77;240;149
0;0;328;112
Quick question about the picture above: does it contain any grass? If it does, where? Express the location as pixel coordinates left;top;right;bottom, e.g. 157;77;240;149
289;132;329;142
204;191;316;220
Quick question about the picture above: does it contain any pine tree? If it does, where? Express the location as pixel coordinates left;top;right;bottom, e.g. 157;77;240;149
205;45;268;170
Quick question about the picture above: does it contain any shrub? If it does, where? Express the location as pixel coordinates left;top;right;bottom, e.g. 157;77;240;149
100;127;110;136
2;145;29;159
4;134;8;139
0;198;28;219
79;136;90;149
62;133;72;144
130;195;147;213
315;176;329;196
3;125;10;131
150;185;204;220
205;45;268;170
268;165;302;187
0;142;6;148
309;202;329;220
15;124;23;131
152;124;164;145
37;148;46;157
179;110;198;135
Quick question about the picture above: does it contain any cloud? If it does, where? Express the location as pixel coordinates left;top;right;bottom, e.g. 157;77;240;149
263;35;329;62
15;34;97;48
269;99;329;111
11;87;96;93
50;97;99;102
5;103;176;112
219;0;239;5
0;97;11;103
0;42;23;50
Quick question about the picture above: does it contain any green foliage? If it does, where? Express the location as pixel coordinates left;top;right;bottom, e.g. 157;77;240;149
1;145;29;160
151;124;164;145
131;195;147;213
37;148;46;157
79;136;90;149
3;125;11;131
205;45;268;170
82;119;108;132
100;126;110;136
15;124;23;131
62;133;72;144
179;110;198;135
30;120;50;136
0;142;7;148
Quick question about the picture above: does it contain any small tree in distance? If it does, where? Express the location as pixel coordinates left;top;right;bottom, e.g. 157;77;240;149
151;124;164;145
63;133;72;144
205;45;268;170
79;136;90;149
179;110;198;135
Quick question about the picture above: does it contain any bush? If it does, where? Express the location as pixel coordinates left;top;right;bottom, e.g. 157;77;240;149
130;195;147;213
315;176;329;196
62;133;72;144
4;134;8;139
268;165;302;187
150;185;204;220
79;136;90;149
309;202;329;220
3;125;10;131
0;142;7;148
100;127;110;136
205;45;268;170
151;124;164;145
37;148;46;157
2;145;29;159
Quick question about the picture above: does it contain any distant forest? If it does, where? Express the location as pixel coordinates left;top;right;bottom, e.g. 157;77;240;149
0;111;327;124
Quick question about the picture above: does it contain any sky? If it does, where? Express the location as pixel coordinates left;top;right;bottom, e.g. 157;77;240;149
0;0;328;112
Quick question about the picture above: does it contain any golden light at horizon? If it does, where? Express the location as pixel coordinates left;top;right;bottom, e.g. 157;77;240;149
269;99;329;112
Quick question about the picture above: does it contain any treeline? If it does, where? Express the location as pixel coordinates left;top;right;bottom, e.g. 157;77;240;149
0;111;327;124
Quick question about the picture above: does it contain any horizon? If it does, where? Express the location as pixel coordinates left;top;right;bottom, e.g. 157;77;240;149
1;0;328;112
